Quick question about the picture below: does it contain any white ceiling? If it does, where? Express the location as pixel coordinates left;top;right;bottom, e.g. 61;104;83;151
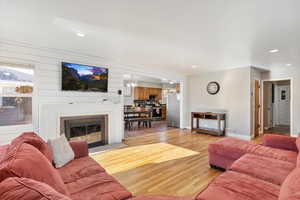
1;0;300;74
124;74;163;83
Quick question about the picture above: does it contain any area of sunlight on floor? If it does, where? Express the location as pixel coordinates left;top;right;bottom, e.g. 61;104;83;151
91;142;199;174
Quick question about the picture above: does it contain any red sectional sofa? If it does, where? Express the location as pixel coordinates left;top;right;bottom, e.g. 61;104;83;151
2;132;300;200
196;134;300;200
0;132;192;200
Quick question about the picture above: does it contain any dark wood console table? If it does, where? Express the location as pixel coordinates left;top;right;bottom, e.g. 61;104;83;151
191;112;226;136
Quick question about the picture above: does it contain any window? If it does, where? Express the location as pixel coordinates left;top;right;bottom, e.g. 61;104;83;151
0;65;33;126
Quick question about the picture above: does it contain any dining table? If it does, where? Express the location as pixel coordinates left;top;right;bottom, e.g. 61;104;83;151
124;110;153;130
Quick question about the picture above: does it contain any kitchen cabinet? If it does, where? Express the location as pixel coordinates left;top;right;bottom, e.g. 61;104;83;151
134;87;142;100
161;105;167;120
134;87;162;100
176;84;180;93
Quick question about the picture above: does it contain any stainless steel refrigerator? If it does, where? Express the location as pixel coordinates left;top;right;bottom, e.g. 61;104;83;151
167;93;180;128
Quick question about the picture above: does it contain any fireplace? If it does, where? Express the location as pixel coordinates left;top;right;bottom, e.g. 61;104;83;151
60;115;108;148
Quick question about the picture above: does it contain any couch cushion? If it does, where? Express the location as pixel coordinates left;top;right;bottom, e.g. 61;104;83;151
253;145;297;163
295;135;300;166
196;171;280;200
12;132;53;162
0;144;9;162
0;177;71;200
130;196;193;200
58;156;105;184
263;134;298;152
208;138;260;161
279;167;300;200
209;138;297;165
230;154;295;185
0;142;69;196
65;171;132;200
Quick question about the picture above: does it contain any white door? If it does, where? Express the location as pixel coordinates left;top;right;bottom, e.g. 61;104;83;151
276;85;290;125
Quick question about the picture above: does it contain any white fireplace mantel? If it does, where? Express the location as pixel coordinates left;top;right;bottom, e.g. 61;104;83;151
39;103;123;144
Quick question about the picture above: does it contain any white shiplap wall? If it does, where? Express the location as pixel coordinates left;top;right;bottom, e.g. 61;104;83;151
0;42;123;144
0;40;187;144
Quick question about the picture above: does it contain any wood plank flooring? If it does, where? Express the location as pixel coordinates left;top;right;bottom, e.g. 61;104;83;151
92;129;263;198
92;129;224;198
92;143;199;175
125;121;174;138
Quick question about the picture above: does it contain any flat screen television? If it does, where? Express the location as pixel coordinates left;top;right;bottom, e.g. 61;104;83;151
62;62;108;92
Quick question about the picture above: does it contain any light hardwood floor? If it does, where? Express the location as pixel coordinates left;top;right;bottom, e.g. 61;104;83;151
92;129;262;198
125;120;174;138
93;129;225;198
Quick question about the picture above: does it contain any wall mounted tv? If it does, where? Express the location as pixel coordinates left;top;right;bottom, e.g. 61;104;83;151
62;62;108;92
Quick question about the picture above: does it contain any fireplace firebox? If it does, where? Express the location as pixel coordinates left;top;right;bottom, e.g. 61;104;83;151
60;115;108;148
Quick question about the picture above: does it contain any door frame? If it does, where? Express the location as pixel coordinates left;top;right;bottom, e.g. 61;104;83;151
254;80;261;137
261;78;293;136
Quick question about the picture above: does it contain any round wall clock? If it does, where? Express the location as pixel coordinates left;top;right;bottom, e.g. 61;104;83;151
207;81;220;95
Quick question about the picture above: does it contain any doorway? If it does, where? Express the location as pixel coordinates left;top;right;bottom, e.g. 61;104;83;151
123;74;181;138
262;80;291;136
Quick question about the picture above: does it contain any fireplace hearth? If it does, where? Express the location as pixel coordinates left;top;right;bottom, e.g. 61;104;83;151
60;115;108;148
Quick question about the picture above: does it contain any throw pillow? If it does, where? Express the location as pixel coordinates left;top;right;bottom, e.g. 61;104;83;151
48;135;75;168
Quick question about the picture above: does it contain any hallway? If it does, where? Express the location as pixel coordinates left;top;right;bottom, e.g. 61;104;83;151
264;125;290;136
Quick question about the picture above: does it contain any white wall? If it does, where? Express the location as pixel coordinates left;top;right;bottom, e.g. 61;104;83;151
187;67;252;139
136;81;163;88
262;66;299;136
0;40;187;144
123;86;135;106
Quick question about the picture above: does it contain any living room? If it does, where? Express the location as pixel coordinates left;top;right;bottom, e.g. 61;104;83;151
1;1;300;200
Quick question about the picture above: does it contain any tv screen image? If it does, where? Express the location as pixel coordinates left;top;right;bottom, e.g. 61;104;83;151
62;62;108;92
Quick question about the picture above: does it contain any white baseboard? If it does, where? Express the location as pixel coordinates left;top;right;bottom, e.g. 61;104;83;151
188;127;251;140
226;132;252;140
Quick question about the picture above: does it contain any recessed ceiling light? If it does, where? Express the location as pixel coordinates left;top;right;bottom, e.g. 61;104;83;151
169;81;174;84
76;32;85;37
192;65;198;69
286;63;292;66
269;49;279;53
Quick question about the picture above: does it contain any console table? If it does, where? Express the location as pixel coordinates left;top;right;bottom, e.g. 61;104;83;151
191;112;226;136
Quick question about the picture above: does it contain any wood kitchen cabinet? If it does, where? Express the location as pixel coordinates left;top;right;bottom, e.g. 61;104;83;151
176;83;180;93
134;87;162;100
134;87;142;100
161;105;167;120
144;88;150;100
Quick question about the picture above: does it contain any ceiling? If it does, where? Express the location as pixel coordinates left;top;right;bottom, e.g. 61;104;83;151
1;0;300;75
124;74;164;83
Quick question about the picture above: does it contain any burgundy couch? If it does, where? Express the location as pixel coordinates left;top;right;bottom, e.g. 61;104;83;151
0;132;192;200
196;134;300;200
2;132;300;200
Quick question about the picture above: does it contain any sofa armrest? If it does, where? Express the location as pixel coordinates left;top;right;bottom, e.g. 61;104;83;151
262;134;298;152
69;141;89;159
